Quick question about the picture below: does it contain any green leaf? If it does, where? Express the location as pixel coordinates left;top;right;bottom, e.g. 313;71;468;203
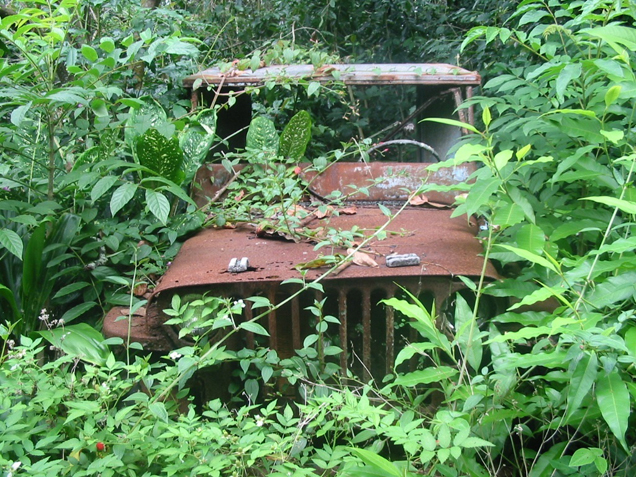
246;116;278;153
0;228;23;259
279;110;312;160
605;85;622;107
420;117;480;135
581;196;636;215
516;224;545;255
110;183;138;216
81;44;98;61
596;370;630;452
454;294;482;371
60;302;98;324
347;448;403;477
465;177;501;217
307;81;320;97
137;128;184;184
53;282;90;299
395;366;458;386
10;101;31;127
145;189;170;225
240;321;270;336
497;244;557;273
38;322;109;365
555;63;581;103
0;284;19;320
586;272;636;309
569;447;603;468
583;25;636;52
458;437;495;448
91;176;119;202
492;202;524;227
566;352;598;422
149;402;169;423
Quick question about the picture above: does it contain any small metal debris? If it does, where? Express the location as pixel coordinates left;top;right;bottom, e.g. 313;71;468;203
386;253;421;268
228;257;250;273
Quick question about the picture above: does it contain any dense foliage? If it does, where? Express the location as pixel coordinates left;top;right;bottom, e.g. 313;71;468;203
2;0;636;476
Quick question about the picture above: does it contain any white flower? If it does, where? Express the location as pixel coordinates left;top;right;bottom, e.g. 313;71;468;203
233;299;246;309
12;461;22;470
169;351;182;360
255;415;265;427
38;309;50;321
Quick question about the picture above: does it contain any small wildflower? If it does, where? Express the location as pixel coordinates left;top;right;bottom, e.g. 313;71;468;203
96;442;105;452
12;461;22;470
38;308;50;322
169;351;182;360
233;299;246;309
255;415;265;427
7;339;15;349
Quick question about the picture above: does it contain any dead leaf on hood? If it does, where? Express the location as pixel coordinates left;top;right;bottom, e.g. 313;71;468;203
347;248;379;268
314;206;334;219
339;206;357;215
234;190;245;201
409;194;429;206
133;282;148;297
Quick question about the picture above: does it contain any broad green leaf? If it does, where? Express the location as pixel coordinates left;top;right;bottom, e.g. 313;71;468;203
466;177;501;217
516;224;545;255
596;370;630;451
493;150;512;170
279;110;312;160
60;301;98;324
492;202;524;227
246;116;278;153
145;189;170;225
420;117;480;135
307;81;320;97
581;196;636;215
497;244;557;273
38;322;109;365
91;176;119;202
586;272;636;309
569;447;603;468
605;85;622;107
10;101;31;127
81;44;98;61
555;63;581;103
125;97;167;153
0;228;23;259
53;282;90;299
583;25;636;52
482;106;491;127
600;129;624;144
395;366;458;386
454;294;482;371
149;402;169;423
0;284;19;320
347;448;403;477
566;352;597;422
507;286;560;311
240;321;270;336
110;183;138;216
137;128;184;184
458;437;495;448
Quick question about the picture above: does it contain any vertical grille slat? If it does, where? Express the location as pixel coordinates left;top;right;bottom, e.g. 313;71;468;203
338;289;348;373
362;288;371;381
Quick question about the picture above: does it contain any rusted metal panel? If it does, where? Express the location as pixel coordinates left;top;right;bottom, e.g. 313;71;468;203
193;162;476;209
183;63;481;88
153;206;496;299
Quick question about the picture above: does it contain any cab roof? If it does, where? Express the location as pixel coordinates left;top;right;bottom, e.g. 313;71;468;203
183;63;481;88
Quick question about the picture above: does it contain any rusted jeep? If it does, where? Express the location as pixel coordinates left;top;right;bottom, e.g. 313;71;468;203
104;63;497;381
